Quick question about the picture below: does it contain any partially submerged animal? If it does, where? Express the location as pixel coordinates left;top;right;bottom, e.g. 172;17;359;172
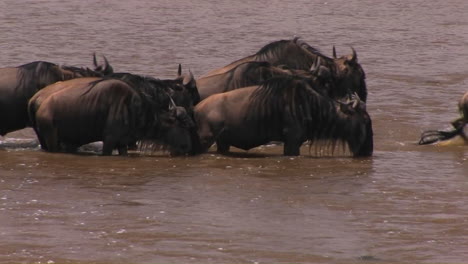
196;59;334;101
199;37;367;102
0;54;113;136
193;76;373;157
419;91;468;145
28;77;194;156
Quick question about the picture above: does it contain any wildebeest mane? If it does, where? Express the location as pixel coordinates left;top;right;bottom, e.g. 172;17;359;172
254;37;334;70
227;61;291;91
95;73;174;112
16;61;63;97
247;76;319;130
246;76;361;147
61;65;107;78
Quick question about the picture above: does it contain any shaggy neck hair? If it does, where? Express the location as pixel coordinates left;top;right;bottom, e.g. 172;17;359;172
246;76;370;155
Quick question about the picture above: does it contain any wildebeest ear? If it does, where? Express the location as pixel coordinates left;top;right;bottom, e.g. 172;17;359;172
183;70;196;88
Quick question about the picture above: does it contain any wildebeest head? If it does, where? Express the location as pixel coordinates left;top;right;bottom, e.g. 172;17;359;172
155;102;194;156
92;53;114;76
332;47;367;102
419;91;468;145
58;54;114;80
174;64;200;107
301;57;336;97
337;95;373;157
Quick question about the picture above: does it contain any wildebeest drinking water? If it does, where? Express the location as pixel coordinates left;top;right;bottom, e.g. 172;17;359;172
199;37;367;102
193;76;373;157
28;75;194;156
419;91;468;145
93;66;200;152
0;54;113;136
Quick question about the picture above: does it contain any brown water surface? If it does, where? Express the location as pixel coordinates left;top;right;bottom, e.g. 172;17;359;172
1;0;467;263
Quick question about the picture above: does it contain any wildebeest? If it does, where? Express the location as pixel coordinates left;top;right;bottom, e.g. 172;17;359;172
419;91;468;145
0;54;113;136
199;37;367;101
107;65;199;114
28;77;194;156
193;76;373;157
196;59;335;101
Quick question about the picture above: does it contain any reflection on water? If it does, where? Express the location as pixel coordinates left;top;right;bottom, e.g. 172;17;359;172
1;0;468;263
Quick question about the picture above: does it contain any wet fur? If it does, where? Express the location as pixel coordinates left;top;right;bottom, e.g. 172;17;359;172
194;76;373;156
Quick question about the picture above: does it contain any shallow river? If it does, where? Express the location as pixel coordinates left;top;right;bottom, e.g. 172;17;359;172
0;0;467;263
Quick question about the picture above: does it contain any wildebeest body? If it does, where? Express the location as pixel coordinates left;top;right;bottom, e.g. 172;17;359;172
31;78;140;154
0;57;113;136
199;37;367;102
194;76;373;157
197;60;335;101
29;77;193;155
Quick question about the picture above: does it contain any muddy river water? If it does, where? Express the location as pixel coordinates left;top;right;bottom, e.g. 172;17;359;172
0;0;467;263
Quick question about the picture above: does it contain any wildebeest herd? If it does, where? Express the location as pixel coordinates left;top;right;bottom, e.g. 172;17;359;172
0;37;466;157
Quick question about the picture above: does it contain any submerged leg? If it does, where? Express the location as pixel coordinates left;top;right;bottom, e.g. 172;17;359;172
216;139;230;154
283;142;301;156
102;141;115;156
118;144;128;156
37;120;60;152
282;124;303;156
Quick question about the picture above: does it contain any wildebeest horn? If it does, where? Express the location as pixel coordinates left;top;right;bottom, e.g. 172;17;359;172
103;56;113;73
350;47;357;63
177;64;182;77
168;96;176;111
352;92;361;109
183;70;195;86
332;46;337;58
310;57;321;73
93;52;98;67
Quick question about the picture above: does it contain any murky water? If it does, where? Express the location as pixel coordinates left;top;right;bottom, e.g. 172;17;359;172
1;0;467;263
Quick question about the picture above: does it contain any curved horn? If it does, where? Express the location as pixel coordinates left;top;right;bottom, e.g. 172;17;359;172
293;35;300;43
168;96;176;111
102;55;113;74
310;57;321;73
332;46;337;58
352;92;361;109
93;52;98;67
350;47;357;63
177;64;182;77
103;56;109;68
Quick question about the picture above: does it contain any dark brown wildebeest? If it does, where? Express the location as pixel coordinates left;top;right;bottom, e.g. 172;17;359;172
199;37;367;101
196;59;335;101
28;77;194;156
101;68;200;152
193;76;373;157
419;91;468;145
0;54;113;136
108;65;199;114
